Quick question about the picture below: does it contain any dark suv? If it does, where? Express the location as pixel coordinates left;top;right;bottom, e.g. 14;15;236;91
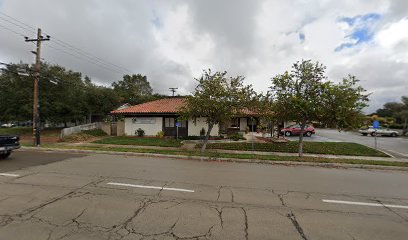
0;135;20;159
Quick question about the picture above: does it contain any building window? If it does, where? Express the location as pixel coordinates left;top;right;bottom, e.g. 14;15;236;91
165;118;175;128
179;120;187;128
229;118;239;128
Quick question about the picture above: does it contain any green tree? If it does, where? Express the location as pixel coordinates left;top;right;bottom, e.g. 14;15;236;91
270;60;368;157
320;75;369;130
375;96;408;135
0;62;122;126
0;63;33;122
112;74;153;105
180;70;255;152
400;96;408;135
84;76;120;122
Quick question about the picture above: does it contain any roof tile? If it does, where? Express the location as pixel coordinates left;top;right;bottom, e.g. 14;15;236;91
111;98;185;114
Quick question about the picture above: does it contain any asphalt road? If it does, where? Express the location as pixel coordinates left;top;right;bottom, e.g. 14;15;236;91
285;128;408;158
0;150;407;239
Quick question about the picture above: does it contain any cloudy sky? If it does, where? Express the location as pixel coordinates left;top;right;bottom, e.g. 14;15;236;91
0;0;407;112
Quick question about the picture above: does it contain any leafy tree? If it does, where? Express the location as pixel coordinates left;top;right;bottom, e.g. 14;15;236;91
112;74;153;105
180;70;255;152
320;75;369;130
0;62;123;126
400;96;408;135
375;96;408;135
84;76;120;122
270;60;368;156
0;63;33;122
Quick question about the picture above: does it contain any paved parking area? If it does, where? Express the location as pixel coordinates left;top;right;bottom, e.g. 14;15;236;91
315;129;408;158
0;150;407;239
281;129;408;158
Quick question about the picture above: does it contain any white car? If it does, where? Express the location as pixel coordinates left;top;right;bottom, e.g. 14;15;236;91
0;123;15;128
359;127;399;137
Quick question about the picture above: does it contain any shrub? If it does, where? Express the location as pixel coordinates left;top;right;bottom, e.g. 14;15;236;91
228;133;246;141
387;124;404;129
82;129;107;136
60;133;95;143
156;131;165;138
136;128;145;137
200;127;206;136
180;135;224;140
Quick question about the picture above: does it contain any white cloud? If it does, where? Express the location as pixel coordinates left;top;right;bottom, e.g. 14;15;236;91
375;18;408;64
0;0;407;112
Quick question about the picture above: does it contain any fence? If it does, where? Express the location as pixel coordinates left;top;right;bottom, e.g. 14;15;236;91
60;122;102;138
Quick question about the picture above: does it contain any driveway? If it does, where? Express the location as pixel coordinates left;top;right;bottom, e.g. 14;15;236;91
0;150;407;239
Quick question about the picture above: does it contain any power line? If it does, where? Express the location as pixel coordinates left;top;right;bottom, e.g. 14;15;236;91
0;12;36;32
50;38;131;73
0;22;27;37
0;15;36;34
46;44;125;75
0;11;131;76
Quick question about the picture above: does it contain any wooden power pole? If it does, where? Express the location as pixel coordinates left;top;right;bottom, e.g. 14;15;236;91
169;87;178;97
25;28;50;146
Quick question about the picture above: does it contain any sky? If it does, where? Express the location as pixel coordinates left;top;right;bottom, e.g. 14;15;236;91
0;0;407;113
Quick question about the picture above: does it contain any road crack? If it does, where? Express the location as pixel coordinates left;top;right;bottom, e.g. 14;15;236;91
375;200;408;223
287;211;308;240
242;208;249;240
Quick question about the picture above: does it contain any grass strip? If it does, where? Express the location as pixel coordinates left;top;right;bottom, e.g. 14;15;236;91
93;136;182;147
37;144;408;168
199;141;389;157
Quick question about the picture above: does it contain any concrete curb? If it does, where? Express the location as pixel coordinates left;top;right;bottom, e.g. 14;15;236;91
20;146;408;171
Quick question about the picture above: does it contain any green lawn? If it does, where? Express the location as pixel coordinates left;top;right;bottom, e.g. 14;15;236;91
0;127;62;136
0;127;32;135
38;144;407;168
199;141;389;157
93;136;182;147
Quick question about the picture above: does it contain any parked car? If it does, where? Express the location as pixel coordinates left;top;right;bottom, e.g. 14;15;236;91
358;127;399;137
0;135;20;159
280;124;315;137
1;123;16;128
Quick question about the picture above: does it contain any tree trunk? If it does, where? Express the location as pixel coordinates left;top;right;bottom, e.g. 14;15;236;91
271;122;274;138
201;122;214;152
298;121;306;157
403;118;408;136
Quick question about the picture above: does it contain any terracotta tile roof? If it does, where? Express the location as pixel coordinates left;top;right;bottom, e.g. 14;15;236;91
111;97;259;116
239;108;258;116
111;98;186;114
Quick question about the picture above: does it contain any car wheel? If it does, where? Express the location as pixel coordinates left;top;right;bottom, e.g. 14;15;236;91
285;131;292;137
305;131;312;137
0;151;11;160
391;133;397;137
371;132;376;137
362;133;367;136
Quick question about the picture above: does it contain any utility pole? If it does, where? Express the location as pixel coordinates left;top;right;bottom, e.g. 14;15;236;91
25;28;50;147
169;87;178;97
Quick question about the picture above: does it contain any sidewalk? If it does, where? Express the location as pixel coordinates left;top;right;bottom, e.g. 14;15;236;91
52;142;408;163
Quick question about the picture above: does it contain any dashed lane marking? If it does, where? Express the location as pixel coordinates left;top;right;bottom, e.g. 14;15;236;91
0;173;20;177
323;199;408;209
107;182;195;193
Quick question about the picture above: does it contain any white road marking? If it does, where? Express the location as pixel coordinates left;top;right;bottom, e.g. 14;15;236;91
0;173;20;177
322;199;408;209
107;182;195;193
386;150;408;158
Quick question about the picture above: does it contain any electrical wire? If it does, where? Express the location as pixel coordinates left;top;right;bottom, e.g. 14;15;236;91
0;11;130;76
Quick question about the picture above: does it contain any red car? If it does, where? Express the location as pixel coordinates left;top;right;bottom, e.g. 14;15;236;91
280;124;315;137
